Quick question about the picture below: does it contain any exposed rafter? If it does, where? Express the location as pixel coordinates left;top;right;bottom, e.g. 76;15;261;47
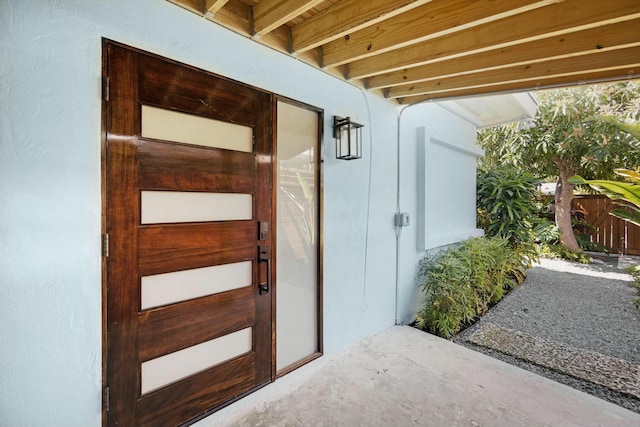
291;0;431;53
347;0;640;79
205;0;231;15
398;68;640;104
166;0;640;103
252;0;325;36
367;19;640;89
322;0;561;67
386;46;640;99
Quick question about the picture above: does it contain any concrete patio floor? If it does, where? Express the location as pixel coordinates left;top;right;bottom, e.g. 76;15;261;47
216;326;640;427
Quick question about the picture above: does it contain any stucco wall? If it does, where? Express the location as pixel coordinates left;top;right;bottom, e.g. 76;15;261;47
396;104;483;325
0;2;398;426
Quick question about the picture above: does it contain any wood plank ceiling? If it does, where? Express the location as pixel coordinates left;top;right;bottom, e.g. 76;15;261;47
168;0;640;104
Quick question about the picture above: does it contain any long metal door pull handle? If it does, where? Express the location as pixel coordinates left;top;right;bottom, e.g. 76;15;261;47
259;245;270;294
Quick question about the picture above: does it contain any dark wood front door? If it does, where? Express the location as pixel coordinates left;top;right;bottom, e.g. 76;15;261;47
103;41;273;427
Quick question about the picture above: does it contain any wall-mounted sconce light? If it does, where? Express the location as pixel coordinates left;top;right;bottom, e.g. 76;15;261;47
333;116;364;160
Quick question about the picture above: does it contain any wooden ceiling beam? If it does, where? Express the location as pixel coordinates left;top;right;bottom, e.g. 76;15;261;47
253;0;325;37
347;0;640;79
368;19;640;89
205;0;324;69
323;0;560;68
399;68;640;104
205;0;230;15
166;0;640;105
207;0;252;36
387;46;640;98
291;0;431;54
168;0;205;15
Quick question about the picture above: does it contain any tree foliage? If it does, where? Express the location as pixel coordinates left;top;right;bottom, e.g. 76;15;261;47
478;81;640;251
480;82;640;179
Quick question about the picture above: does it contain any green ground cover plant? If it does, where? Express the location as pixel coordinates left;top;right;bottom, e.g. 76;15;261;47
416;237;530;338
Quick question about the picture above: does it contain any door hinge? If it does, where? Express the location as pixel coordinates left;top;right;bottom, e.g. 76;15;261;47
103;77;109;102
104;386;110;412
102;233;109;258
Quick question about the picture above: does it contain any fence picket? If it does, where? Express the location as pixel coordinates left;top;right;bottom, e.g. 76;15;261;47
573;195;640;255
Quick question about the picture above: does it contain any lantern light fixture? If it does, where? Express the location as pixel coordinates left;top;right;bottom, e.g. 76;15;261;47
333;116;364;160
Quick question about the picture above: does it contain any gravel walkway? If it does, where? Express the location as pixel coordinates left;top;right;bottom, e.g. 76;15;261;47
455;257;640;413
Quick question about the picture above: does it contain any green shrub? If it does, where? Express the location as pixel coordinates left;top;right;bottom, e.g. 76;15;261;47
477;166;539;246
533;218;560;244
575;233;610;253
416;237;530;338
533;212;599;259
537;243;591;264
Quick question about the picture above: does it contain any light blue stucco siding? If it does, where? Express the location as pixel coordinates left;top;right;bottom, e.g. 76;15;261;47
0;2;480;426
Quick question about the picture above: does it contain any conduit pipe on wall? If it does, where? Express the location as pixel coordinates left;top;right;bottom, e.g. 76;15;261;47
394;99;434;325
358;87;374;309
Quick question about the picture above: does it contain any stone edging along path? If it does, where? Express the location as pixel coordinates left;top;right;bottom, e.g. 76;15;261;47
468;322;640;400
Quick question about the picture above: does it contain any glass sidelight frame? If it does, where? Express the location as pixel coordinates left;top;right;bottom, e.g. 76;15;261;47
274;97;324;377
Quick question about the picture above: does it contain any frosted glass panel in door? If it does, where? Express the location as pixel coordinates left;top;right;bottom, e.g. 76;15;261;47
140;191;253;224
140;327;252;394
276;101;319;372
141;105;253;152
141;261;253;310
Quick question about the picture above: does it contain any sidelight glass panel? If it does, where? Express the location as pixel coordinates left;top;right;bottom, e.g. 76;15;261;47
275;101;320;372
141;105;253;152
141;261;252;310
141;327;252;394
140;191;252;224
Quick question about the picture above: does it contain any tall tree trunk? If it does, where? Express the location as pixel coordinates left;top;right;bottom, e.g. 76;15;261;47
555;160;580;252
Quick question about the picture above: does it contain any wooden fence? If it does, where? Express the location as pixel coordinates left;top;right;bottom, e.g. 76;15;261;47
573;195;640;255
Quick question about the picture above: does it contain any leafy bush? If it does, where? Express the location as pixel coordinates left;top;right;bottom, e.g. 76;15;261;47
533;216;602;258
575;233;610;253
537;243;591;264
477;166;539;246
532;218;559;244
416;237;531;338
477;165;541;265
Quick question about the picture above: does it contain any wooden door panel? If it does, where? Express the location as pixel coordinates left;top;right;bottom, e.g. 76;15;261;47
139;244;255;278
105;143;140;426
138;222;256;275
105;41;273;427
138;55;258;126
138;141;257;193
138;286;256;361
136;353;256;427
